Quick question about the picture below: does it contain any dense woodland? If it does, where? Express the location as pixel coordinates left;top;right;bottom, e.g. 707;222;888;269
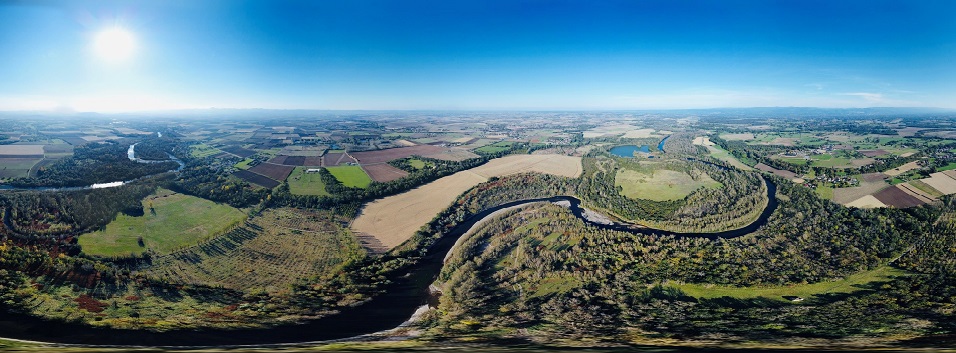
431;180;950;343
10;141;178;187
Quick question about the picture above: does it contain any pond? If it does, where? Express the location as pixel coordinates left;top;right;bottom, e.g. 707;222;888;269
609;145;650;157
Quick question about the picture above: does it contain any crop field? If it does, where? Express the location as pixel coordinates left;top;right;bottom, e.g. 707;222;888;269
908;179;944;198
352;154;582;250
920;172;956;195
326;165;372;188
248;163;294;181
142;208;360;293
0;157;42;178
322;152;356;166
845;195;886;208
898;182;936;203
0;144;45;157
287;167;330;196
220;145;256;158
755;163;797;179
475;141;514;154
719;133;755;141
362;163;409;182
673;265;907;302
78;189;247;257
350;145;446;164
694;137;753;170
232;169;279;188
622;128;662;139
873;185;926;208
615;169;720;201
832;175;889;205
189;144;221;158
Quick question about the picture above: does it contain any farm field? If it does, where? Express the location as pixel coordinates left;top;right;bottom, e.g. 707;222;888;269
350;145;445;164
189;144;221;158
832;173;889;205
694;137;753;170
920;172;956;195
0;157;42;178
220;145;256;158
615;169;720;201
845;195;886;208
352;154;582;250
326;165;372;188
287;167;330;196
248;163;294;181
873;185;926;208
322;152;356;166
755;163;797;179
142;208;360;293
78;189;247;257
475;141;514;154
673;265;908;302
233;170;279;188
362;163;408;182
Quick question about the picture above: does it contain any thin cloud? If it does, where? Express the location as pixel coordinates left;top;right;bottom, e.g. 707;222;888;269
839;92;884;102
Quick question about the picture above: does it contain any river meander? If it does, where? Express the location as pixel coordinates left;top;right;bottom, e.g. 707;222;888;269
0;175;777;347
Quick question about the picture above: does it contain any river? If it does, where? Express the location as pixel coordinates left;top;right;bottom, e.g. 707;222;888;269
0;143;184;192
0;175;777;347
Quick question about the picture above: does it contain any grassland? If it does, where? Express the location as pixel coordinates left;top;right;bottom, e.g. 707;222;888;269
78;189;247;257
475;141;514;153
700;139;753;171
287;166;330;196
615;169;720;201
352;154;582;250
189;143;221;158
326;165;372;188
672;265;908;302
234;158;254;170
408;158;429;169
143;208;361;293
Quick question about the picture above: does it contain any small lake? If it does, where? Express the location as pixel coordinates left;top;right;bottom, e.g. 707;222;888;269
609;145;649;157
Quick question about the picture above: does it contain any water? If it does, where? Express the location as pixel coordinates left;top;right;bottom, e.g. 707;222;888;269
0;176;778;347
609;145;650;157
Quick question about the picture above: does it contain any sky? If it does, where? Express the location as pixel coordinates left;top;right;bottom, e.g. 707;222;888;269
0;0;954;112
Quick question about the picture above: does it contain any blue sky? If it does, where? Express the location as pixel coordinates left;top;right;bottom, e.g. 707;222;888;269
0;0;954;111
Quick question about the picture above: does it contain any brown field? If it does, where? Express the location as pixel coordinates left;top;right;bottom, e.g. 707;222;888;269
350;145;446;164
896;127;926;137
233;170;279;188
363;163;409;182
898;182;936;204
755;163;797;179
845;195;886;208
267;155;288;164
921;172;956;195
719;133;755;141
860;149;889;157
873;185;925;208
428;148;480;161
221;146;256;158
322;152;356;166
884;161;920;177
249;163;295;181
303;156;322;166
142;208;358;293
0;144;44;158
352;154;582;250
832;177;889;205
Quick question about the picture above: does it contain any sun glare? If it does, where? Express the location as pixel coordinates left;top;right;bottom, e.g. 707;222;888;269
94;27;135;61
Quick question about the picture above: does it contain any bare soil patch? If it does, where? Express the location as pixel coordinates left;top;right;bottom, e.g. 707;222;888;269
249;163;295;181
233;170;280;188
922;172;956;195
846;195;887;208
350;145;445;164
755;163;797;179
352;154;582;250
363;163;409;182
720;133;755;141
898;182;936;203
860;149;889;157
322;152;356;166
873;185;926;208
221;146;256;158
833;179;889;205
884;161;920;177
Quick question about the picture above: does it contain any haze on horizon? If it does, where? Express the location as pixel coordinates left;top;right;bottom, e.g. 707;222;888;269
0;0;954;113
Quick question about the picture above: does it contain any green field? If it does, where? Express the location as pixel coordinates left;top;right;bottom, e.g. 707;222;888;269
234;158;253;169
939;162;956;172
287;167;330;196
672;265;907;302
475;141;514;153
326;165;372;188
408;158;429;169
777;156;809;165
815;185;834;199
705;144;753;170
189;143;221;158
78;189;247;257
0;158;41;178
615;169;721;201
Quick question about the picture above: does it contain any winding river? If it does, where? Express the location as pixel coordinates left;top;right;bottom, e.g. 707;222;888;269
0;174;777;347
0;143;184;192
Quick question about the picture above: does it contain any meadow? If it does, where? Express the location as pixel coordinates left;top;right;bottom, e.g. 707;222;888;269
326;165;372;188
615;168;720;201
78;189;247;257
286;166;330;196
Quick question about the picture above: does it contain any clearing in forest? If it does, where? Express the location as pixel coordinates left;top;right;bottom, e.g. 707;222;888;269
352;154;582;251
615;169;720;201
694;137;752;171
79;189;247;257
142;208;361;293
673;265;907;302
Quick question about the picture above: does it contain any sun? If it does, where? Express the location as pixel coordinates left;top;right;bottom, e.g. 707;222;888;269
94;27;135;61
